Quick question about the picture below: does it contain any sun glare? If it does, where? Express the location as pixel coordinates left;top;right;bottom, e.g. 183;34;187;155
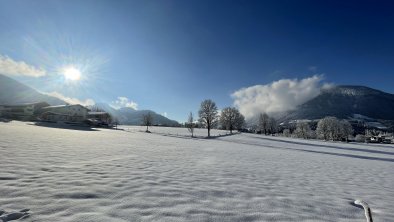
63;67;81;81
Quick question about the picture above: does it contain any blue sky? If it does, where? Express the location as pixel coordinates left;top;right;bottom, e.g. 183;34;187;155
0;0;394;122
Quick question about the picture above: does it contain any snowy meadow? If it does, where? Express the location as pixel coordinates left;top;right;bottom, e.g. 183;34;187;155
1;121;394;221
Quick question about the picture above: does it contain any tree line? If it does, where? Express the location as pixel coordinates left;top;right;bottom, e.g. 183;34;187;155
186;99;245;137
140;98;357;141
188;99;357;141
282;117;354;141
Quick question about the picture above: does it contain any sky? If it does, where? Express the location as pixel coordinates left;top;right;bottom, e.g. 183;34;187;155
0;0;394;122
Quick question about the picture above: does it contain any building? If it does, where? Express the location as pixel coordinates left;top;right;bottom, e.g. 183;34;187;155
87;111;112;126
366;135;392;144
39;104;89;123
0;102;50;120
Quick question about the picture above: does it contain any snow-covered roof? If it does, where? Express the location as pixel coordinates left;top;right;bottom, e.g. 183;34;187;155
42;104;89;110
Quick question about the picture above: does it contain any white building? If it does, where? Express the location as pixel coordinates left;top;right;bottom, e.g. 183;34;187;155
0;102;50;120
40;104;89;123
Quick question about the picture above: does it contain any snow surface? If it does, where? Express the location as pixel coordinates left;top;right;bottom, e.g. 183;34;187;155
1;121;394;221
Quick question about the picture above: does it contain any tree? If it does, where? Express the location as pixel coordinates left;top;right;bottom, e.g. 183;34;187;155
89;105;101;112
316;117;337;140
258;113;269;135
235;112;245;132
294;122;312;139
186;112;195;137
267;117;278;134
198;99;218;137
340;120;354;141
282;129;291;137
355;134;366;143
142;112;153;132
316;117;354;141
220;107;245;134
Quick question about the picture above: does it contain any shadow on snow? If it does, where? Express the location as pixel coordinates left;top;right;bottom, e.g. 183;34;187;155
30;122;99;131
246;134;394;156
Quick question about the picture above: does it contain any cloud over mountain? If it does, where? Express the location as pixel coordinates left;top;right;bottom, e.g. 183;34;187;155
0;55;46;77
44;91;95;106
110;96;138;110
232;75;331;119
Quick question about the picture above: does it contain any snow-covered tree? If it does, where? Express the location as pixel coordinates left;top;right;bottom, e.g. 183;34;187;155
186;112;195;137
355;134;366;143
340;120;354;141
258;113;269;135
282;129;291;137
267;117;278;134
142;112;153;132
235;113;245;132
316;117;354;141
198;99;218;137
294;122;312;139
316;117;336;140
220;107;245;134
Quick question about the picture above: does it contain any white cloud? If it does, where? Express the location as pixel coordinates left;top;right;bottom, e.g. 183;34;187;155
232;75;329;119
0;55;46;77
162;112;168;117
110;97;138;110
45;91;95;106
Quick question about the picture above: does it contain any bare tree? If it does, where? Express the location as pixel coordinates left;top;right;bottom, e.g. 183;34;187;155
198;99;218;137
186;112;195;137
235;112;245;132
89;105;103;112
220;107;245;134
258;113;269;135
267;117;278;134
142;112;153;132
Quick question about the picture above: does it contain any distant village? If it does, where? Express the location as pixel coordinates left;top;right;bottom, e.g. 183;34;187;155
0;102;113;127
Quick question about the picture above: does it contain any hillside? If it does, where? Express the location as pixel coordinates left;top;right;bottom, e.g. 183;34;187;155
280;85;394;122
92;104;180;126
0;74;66;105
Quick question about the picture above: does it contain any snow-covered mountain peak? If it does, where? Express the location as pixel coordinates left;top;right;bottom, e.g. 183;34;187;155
322;85;382;96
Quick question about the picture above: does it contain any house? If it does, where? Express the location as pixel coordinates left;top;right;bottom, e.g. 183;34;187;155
39;104;89;123
366;135;392;144
87;111;112;126
0;102;50;120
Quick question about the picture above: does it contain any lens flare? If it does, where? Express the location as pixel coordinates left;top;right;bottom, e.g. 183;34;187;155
63;67;81;81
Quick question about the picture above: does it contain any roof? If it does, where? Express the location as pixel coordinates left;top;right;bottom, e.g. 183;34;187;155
41;104;89;110
88;111;109;115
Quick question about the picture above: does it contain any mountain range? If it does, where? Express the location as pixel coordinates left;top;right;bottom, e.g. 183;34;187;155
2;73;394;128
90;103;180;126
279;85;394;122
276;85;394;132
0;74;179;126
0;74;66;105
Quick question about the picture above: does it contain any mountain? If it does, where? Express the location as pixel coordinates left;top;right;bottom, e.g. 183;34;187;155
0;74;66;105
92;104;180;126
280;85;394;122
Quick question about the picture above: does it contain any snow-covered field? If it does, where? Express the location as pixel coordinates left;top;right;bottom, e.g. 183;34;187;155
1;121;393;221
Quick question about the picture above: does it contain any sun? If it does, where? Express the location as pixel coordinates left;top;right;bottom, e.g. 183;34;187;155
63;67;81;81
